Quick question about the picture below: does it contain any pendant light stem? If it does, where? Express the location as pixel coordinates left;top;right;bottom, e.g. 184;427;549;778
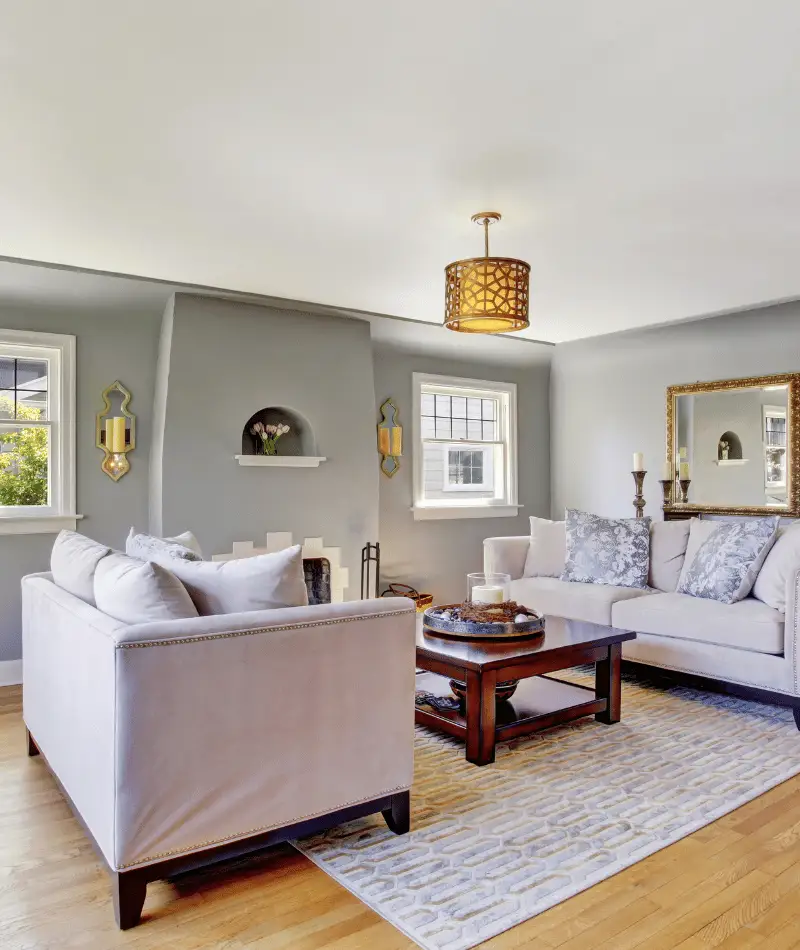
484;218;489;258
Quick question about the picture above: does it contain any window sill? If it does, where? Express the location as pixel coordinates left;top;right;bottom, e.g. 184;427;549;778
0;514;83;536
412;505;522;522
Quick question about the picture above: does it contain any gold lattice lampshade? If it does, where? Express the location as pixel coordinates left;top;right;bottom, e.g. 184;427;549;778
444;212;530;333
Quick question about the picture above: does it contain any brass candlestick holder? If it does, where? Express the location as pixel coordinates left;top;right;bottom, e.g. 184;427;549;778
678;478;691;504
632;470;646;518
659;478;674;507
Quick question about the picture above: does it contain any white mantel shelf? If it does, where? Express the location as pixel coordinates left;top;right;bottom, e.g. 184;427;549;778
235;455;327;468
713;459;750;466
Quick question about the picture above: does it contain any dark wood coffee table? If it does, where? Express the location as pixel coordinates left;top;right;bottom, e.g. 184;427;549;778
415;615;636;765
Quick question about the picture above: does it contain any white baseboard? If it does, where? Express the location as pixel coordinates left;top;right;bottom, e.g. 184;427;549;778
0;660;22;687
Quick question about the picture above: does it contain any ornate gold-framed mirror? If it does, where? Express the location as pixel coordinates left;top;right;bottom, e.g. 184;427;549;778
665;372;800;518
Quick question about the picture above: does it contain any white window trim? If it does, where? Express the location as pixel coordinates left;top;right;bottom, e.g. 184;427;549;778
763;404;788;490
412;372;521;521
0;329;79;535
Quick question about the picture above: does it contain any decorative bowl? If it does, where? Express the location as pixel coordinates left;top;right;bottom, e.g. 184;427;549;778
422;603;545;641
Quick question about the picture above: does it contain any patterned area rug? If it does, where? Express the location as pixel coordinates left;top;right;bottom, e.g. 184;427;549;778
293;671;800;950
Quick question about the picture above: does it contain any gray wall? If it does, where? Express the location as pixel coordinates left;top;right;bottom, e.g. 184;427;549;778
153;295;379;592
373;346;551;603
551;300;800;519
0;302;161;660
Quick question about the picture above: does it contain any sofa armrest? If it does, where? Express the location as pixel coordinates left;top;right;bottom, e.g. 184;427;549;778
117;597;413;645
22;574;126;867
112;597;417;870
483;536;530;580
786;568;800;695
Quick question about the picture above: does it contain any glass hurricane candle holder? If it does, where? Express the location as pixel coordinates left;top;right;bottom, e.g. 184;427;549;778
466;572;511;605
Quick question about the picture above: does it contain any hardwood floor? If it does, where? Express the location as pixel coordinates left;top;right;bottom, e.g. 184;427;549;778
4;684;800;949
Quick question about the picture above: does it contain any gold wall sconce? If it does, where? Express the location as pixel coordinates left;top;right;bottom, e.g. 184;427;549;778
96;381;135;481
378;398;402;477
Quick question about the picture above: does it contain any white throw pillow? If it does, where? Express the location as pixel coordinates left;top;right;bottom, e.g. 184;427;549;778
50;530;111;605
752;523;800;611
94;553;199;624
155;544;309;616
523;517;566;578
126;528;202;563
676;519;720;590
649;520;691;592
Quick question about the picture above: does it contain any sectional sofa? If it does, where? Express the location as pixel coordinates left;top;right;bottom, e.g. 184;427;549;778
485;518;800;725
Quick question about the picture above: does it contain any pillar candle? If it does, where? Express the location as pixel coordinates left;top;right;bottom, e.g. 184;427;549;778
389;428;402;457
105;419;114;452
679;462;690;479
633;452;644;472
472;586;504;604
112;416;127;453
661;461;673;481
378;427;390;456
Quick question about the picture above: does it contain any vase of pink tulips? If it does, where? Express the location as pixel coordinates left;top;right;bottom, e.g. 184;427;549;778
251;422;291;456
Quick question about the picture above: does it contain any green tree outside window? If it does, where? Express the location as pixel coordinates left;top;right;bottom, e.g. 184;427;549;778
0;394;48;506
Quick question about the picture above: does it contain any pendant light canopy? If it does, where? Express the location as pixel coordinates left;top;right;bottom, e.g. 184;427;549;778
444;212;530;333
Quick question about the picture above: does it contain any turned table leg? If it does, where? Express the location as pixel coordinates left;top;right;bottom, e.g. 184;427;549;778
595;642;622;724
382;790;411;835
465;668;497;765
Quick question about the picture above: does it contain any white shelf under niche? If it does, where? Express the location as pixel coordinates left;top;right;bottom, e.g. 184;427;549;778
713;459;750;466
235;455;327;468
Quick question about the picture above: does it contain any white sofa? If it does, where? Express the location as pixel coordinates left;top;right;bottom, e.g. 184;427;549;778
22;572;417;928
485;524;800;725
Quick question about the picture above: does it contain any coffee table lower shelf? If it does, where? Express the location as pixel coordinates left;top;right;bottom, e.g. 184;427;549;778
415;672;606;752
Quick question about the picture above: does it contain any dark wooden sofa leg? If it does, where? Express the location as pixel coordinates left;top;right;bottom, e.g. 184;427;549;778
382;791;410;835
112;872;148;930
793;707;800;732
26;728;40;757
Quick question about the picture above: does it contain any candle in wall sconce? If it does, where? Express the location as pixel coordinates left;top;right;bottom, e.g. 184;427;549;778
112;416;126;453
632;452;645;472
378;427;390;457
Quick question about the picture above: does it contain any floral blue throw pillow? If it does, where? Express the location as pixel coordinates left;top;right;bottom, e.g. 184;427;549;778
677;517;780;604
561;509;651;589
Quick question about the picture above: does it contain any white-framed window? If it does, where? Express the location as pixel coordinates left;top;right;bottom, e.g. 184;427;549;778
412;373;520;520
763;404;787;490
0;329;77;535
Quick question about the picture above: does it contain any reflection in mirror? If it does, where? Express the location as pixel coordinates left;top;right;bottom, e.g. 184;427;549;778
674;385;789;509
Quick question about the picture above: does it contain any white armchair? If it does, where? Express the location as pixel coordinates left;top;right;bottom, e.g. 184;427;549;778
22;572;417;928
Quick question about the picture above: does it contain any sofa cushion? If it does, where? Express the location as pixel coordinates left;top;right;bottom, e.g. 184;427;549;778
126;528;202;563
509;576;651;626
752;522;800;611
50;530;111;606
649;520;691;592
156;544;309;616
612;591;784;656
561;509;650;589
677;517;780;604
523;517;566;578
94;553;199;624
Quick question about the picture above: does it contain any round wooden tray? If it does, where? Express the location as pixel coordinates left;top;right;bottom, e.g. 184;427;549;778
422;603;546;641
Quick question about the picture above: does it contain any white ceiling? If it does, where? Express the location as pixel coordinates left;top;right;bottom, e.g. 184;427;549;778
1;1;799;343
